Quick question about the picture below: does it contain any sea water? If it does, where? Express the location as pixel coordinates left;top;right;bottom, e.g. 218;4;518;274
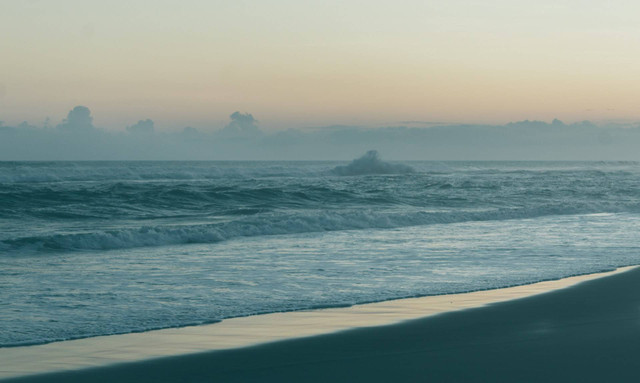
2;160;640;347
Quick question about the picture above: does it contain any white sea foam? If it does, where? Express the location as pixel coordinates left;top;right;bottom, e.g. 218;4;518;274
332;150;414;175
3;205;630;252
3;212;640;347
3;161;640;348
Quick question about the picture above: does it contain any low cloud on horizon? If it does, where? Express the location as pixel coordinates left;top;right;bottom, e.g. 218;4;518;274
2;106;640;161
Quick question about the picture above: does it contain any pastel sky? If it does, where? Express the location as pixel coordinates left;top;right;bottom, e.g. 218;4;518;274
1;0;639;130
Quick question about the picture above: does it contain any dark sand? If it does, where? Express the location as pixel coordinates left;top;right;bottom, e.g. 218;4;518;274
7;267;640;382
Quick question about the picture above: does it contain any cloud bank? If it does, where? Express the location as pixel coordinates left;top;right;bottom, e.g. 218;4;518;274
2;106;640;160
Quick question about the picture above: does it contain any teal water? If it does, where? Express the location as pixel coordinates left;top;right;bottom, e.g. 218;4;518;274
2;161;640;346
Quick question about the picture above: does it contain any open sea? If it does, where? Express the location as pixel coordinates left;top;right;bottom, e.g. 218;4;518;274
2;160;640;347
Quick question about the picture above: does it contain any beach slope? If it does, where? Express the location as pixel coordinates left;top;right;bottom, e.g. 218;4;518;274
7;267;640;382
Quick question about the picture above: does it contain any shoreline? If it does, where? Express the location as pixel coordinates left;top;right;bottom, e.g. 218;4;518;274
3;267;629;350
1;265;636;380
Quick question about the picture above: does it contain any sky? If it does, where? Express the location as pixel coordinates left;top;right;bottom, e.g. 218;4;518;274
2;0;640;131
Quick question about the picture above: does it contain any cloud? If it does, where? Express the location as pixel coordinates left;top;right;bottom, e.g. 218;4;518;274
57;106;94;132
126;119;155;134
398;120;449;126
3;105;640;160
216;112;262;139
180;126;202;140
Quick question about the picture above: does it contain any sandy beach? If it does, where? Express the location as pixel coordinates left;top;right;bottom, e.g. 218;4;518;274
3;265;639;382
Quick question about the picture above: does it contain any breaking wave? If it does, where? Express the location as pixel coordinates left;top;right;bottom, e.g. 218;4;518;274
3;160;640;254
2;205;631;253
332;150;414;176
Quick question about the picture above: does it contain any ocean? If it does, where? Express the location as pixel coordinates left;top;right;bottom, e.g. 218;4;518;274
2;160;640;347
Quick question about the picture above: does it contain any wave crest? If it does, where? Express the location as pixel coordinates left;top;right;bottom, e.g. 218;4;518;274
1;205;615;253
332;150;414;176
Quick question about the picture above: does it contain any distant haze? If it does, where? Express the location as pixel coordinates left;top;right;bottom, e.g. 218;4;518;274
2;1;640;130
2;106;640;160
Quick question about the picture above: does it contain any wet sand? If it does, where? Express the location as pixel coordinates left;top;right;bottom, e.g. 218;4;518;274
3;266;639;382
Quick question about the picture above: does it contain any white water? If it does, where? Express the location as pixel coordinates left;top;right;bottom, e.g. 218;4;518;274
2;161;640;347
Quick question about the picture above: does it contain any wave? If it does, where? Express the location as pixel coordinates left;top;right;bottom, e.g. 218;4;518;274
0;182;405;220
1;205;630;253
3;161;639;184
332;150;414;176
0;162;333;183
